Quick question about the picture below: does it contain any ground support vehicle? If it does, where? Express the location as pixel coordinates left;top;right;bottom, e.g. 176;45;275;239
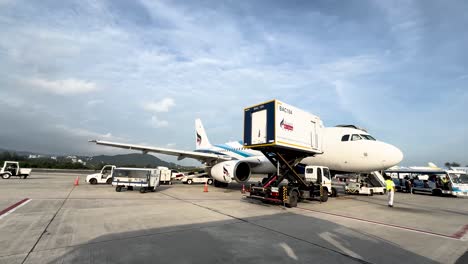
157;167;173;185
181;174;213;185
86;165;115;184
248;148;329;207
0;161;32;179
386;169;468;197
112;167;160;193
344;172;386;196
243;100;327;207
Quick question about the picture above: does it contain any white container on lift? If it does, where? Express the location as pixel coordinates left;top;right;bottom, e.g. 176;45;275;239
243;99;324;154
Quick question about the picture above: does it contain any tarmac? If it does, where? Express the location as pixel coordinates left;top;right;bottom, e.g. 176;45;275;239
0;172;467;264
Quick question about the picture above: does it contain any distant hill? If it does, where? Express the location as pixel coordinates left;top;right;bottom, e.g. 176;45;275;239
87;153;181;168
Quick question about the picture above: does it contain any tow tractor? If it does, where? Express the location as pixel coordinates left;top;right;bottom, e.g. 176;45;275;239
243;100;328;207
86;165;115;184
1;161;32;179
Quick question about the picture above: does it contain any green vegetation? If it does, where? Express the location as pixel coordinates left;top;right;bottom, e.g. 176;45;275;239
0;151;89;169
0;151;197;171
445;162;461;168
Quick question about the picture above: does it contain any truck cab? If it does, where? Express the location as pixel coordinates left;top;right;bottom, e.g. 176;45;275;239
1;161;32;179
303;166;337;197
86;165;115;184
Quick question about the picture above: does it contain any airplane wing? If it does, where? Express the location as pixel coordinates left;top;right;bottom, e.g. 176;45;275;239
89;140;232;163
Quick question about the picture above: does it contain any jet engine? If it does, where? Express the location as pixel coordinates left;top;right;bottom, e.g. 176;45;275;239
210;160;251;183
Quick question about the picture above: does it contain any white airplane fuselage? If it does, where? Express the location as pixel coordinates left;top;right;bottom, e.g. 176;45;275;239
197;126;403;177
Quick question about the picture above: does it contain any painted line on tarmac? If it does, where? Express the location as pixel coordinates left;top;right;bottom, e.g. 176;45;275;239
0;198;31;220
452;224;468;240
297;207;464;240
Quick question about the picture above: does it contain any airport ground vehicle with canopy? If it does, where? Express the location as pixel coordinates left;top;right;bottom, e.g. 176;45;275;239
86;165;115;184
112;167;161;193
0;161;32;179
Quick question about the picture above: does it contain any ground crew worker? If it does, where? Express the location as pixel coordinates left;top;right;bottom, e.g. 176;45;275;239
385;176;395;207
441;176;449;190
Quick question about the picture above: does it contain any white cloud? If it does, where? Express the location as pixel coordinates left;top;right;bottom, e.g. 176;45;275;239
150;115;169;128
143;97;175;113
86;99;103;107
27;78;98;95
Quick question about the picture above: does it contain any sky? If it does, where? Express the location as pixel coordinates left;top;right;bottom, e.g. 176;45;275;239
0;0;467;167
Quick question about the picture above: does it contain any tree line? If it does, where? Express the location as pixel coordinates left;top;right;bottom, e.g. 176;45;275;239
0;151;90;169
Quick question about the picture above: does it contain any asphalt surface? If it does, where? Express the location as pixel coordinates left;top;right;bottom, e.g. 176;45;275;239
0;172;467;264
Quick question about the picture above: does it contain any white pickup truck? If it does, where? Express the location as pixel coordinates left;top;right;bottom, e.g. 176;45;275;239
86;165;116;184
1;161;32;179
302;165;338;197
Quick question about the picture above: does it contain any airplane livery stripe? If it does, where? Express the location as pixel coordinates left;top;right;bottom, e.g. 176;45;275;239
214;144;253;158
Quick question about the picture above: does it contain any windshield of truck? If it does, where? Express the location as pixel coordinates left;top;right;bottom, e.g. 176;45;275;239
113;169;149;179
449;173;468;184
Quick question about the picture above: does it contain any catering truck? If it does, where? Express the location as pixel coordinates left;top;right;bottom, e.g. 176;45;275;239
244;100;328;207
112;167;161;193
1;161;32;179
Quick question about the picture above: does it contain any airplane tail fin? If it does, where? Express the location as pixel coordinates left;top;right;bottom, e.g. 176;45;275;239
195;119;211;149
428;162;440;169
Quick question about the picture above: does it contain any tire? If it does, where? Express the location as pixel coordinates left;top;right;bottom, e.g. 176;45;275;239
214;180;221;187
331;188;338;197
187;179;193;185
321;190;329;202
2;173;11;179
116;186;122;192
287;191;299;208
369;190;374;196
432;189;441;196
23;175;28;179
207;179;213;185
106;178;112;184
90;178;97;185
140;188;147;193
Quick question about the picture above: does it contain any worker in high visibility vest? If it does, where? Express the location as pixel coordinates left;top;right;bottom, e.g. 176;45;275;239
385;176;395;207
441;176;449;190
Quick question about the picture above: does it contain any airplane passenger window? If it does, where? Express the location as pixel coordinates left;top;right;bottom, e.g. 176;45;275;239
341;135;350;141
351;134;362;141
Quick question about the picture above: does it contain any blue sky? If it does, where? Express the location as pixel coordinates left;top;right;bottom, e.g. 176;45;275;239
0;0;467;166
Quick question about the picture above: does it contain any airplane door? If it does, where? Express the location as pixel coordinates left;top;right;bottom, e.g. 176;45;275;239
251;110;267;144
310;121;317;149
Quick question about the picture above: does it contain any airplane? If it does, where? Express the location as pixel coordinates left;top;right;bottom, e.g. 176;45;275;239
90;119;403;187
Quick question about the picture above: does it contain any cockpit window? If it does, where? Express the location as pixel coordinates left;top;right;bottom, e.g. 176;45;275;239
351;134;362;141
341;135;350;141
360;134;376;141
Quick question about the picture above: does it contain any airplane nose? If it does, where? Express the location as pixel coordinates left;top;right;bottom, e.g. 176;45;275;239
386;144;403;166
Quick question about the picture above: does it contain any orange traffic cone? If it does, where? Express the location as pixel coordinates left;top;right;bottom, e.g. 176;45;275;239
203;182;208;192
74;176;79;186
241;184;246;194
